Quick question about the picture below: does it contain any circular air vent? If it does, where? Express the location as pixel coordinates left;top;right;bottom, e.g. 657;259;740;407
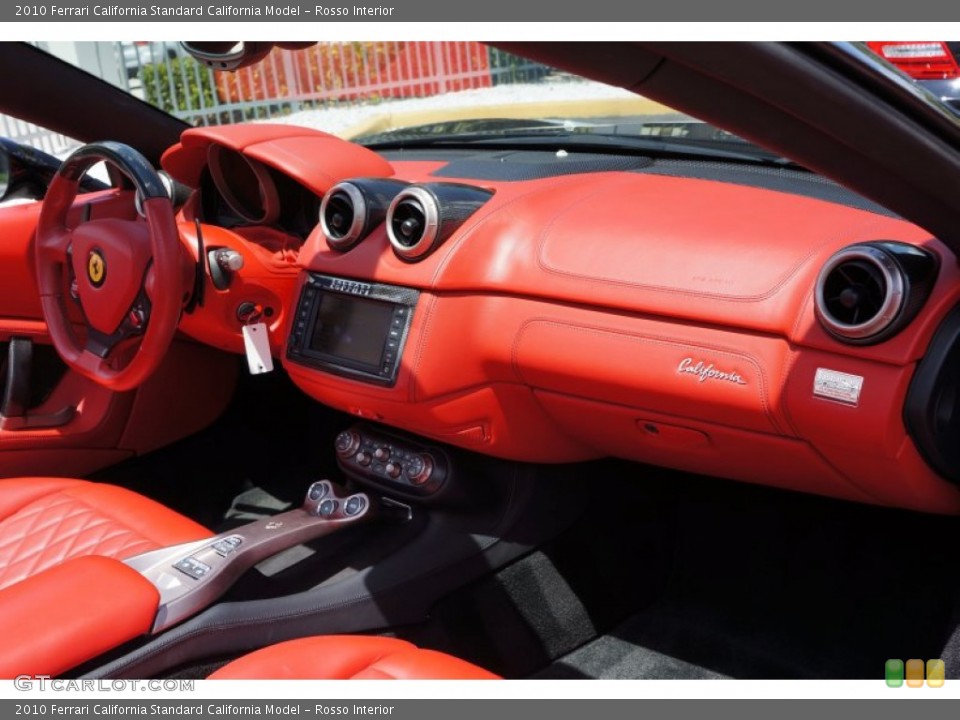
815;245;905;342
320;182;366;251
387;187;439;261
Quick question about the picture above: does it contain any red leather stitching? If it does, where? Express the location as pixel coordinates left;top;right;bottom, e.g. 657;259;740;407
0;492;156;591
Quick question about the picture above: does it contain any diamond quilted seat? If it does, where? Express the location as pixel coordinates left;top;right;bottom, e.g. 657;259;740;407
0;478;211;591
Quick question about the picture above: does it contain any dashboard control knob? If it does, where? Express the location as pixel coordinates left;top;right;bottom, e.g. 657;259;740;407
335;430;361;458
215;249;245;272
385;462;402;479
373;446;390;461
344;495;366;516
406;454;433;486
318;499;338;517
307;482;328;502
356;451;372;467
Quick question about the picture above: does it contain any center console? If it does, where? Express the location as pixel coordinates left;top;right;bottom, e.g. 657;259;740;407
286;273;419;386
124;481;375;633
83;426;586;681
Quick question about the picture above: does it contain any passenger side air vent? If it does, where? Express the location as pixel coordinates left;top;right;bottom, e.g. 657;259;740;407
820;253;889;328
387;183;493;261
320;178;408;252
814;242;938;345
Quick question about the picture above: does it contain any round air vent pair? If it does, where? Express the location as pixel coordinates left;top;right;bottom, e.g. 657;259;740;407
320;178;409;252
814;242;938;345
321;179;493;261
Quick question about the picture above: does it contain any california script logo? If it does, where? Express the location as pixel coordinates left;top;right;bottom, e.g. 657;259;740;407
677;358;747;386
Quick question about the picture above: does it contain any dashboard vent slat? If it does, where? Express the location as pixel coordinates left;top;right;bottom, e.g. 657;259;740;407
821;258;888;327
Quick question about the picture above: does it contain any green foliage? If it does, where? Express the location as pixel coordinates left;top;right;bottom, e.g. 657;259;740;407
487;48;551;86
141;57;216;119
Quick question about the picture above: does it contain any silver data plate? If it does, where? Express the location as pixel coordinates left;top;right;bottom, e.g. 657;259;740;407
813;368;864;406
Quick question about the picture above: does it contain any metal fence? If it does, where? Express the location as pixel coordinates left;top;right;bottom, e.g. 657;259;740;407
0;115;78;157
2;42;558;154
118;41;556;126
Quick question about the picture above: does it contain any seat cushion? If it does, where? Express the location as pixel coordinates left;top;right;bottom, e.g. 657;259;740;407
209;636;500;680
0;477;211;591
0;555;162;678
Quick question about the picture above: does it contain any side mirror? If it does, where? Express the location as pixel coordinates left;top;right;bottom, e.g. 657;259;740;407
0;145;10;201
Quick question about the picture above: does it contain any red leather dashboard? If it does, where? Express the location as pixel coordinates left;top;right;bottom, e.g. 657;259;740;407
162;125;960;514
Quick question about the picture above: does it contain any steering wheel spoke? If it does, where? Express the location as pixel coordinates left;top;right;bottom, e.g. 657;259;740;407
76;347;109;378
83;292;152;358
49;227;73;254
36;226;73;263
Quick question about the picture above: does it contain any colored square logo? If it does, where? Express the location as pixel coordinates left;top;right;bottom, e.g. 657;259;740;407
906;658;925;687
885;659;904;687
927;659;945;688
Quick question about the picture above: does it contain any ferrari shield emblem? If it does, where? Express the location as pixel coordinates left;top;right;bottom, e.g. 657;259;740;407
87;249;106;287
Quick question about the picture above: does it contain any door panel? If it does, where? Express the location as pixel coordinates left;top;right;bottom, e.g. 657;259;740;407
0;190;238;479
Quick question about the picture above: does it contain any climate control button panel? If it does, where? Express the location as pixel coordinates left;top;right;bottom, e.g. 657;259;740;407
335;425;448;499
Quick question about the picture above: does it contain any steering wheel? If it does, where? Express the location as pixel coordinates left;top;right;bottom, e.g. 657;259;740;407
35;142;182;392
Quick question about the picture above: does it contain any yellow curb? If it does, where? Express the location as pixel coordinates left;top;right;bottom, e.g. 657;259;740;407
337;97;672;140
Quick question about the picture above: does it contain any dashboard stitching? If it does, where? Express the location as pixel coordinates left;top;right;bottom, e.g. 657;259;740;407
290;372;545;410
777;283;822;438
285;365;395;401
409;293;439;404
511;317;783;435
775;346;803;439
428;175;590;287
532;186;914;303
248;142;340;186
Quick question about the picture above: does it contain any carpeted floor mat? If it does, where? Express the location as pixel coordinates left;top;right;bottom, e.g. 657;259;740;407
401;461;960;679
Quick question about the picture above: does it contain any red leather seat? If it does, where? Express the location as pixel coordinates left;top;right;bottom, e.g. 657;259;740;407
209;636;499;679
0;477;211;591
0;480;492;680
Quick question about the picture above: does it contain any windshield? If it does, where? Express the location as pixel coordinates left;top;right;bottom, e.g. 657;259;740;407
8;41;791;168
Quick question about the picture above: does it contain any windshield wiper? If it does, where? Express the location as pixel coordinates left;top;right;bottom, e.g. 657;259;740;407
362;129;802;168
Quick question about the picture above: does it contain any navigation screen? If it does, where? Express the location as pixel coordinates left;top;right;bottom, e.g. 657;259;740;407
308;293;395;368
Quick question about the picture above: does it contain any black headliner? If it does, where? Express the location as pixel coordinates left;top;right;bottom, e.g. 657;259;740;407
0;43;187;165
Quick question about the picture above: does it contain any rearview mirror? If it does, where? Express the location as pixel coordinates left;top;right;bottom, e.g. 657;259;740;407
180;41;316;71
180;41;272;71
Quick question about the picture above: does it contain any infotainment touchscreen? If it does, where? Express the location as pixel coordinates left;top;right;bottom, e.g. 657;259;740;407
287;274;419;386
309;294;395;368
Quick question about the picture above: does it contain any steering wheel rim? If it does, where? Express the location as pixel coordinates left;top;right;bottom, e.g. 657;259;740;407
35;141;182;392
